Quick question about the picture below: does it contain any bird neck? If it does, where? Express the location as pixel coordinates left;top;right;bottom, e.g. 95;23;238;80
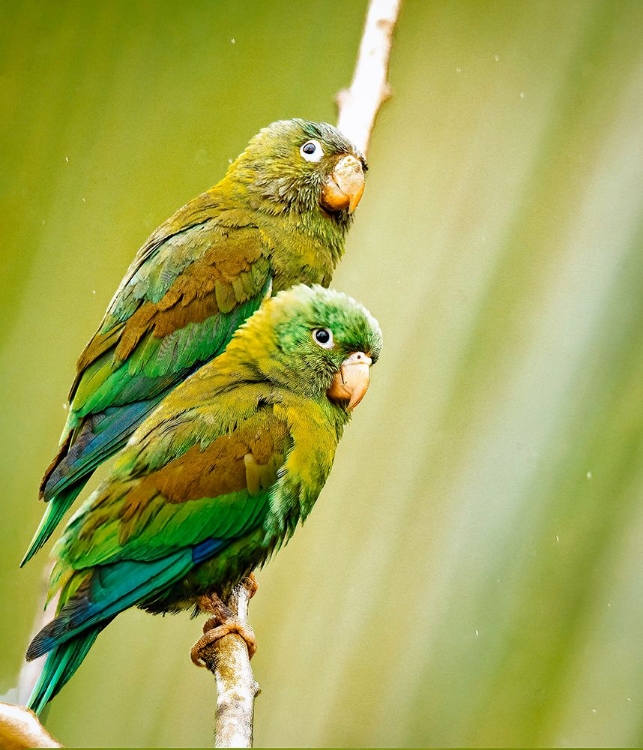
215;175;351;285
267;210;349;291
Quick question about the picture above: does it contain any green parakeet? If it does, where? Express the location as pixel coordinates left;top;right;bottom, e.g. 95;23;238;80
25;284;382;714
23;119;366;565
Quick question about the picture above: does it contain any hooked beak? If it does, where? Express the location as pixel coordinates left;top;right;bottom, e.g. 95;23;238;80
327;351;372;411
320;155;365;214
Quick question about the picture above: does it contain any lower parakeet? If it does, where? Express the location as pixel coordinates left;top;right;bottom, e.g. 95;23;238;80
25;284;382;714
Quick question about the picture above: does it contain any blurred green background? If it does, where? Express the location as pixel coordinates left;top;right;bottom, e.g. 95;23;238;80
2;0;643;746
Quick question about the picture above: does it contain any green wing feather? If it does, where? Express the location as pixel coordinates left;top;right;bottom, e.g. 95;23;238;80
69;222;272;421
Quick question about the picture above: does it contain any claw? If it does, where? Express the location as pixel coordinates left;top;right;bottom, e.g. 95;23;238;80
242;573;259;599
191;618;257;666
191;588;258;667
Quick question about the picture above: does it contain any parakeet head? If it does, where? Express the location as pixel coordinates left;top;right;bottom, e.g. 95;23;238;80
230;284;382;411
226;119;367;222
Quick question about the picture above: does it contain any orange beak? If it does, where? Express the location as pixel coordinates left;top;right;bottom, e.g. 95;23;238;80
320;155;365;214
327;351;372;411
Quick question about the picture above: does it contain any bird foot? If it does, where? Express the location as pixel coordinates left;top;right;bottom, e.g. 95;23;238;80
241;572;259;598
191;583;258;667
191;617;257;666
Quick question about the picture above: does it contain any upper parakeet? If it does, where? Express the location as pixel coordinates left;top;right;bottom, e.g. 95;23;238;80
23;119;367;565
25;284;382;714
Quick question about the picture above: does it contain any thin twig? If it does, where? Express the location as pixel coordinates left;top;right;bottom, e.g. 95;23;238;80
336;0;402;156
201;582;260;748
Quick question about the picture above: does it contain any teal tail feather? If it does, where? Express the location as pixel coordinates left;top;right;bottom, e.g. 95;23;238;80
21;484;85;567
26;628;102;715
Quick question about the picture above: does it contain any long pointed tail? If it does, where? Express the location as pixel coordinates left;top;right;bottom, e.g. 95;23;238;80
24;542;198;712
21;484;85;567
26;628;102;715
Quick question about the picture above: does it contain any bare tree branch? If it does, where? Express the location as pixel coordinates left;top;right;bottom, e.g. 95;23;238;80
337;0;402;156
199;581;260;749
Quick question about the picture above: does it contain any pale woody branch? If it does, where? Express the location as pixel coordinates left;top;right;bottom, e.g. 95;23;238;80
337;0;402;156
206;582;260;749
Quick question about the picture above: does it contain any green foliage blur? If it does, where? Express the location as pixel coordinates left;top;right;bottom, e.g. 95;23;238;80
2;0;643;746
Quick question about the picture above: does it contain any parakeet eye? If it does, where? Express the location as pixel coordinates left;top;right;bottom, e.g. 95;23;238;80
312;328;334;349
300;140;324;163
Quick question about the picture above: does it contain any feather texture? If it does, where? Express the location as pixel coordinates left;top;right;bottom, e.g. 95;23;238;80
24;120;366;564
26;284;382;712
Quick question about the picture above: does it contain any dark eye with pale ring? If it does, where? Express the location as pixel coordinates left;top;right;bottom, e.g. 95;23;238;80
312;327;334;349
300;139;324;162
